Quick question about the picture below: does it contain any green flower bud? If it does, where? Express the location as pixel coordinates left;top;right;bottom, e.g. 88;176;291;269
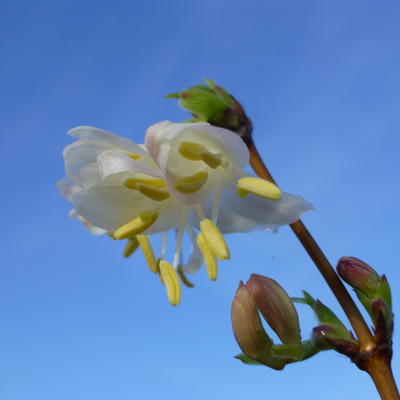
167;79;252;139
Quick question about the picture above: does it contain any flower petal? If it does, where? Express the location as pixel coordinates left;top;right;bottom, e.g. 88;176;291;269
69;209;107;235
145;121;249;170
68;126;149;157
57;177;81;201
63;139;111;184
72;184;150;231
96;150;162;181
219;188;314;233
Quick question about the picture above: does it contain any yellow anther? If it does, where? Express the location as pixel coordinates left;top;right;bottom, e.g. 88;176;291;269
127;153;142;160
179;141;204;160
137;184;170;201
196;233;218;281
113;211;158;240
123;236;139;258
159;260;181;306
236;177;281;200
177;265;195;288
201;152;222;169
179;141;222;169
200;219;230;260
137;235;159;273
124;177;166;190
174;171;208;194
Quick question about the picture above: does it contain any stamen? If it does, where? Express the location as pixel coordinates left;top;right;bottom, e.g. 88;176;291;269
202;152;223;169
137;184;170;201
211;178;222;223
123;236;139;258
172;208;188;268
179;142;223;169
236;177;281;200
160;232;167;259
157;259;164;282
124;177;166;190
113;210;158;240
177;265;195;288
127;153;142;160
195;204;206;220
200;219;230;260
137;235;159;273
159;260;181;306
196;233;218;281
174;171;208;193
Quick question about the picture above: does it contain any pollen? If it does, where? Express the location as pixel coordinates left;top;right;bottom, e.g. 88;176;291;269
124;177;166;190
113;210;158;240
137;235;159;273
236;177;281;200
159;260;181;306
179;141;222;169
200;219;230;260
174;171;208;193
137;184;170;201
123;236;139;258
196;233;218;281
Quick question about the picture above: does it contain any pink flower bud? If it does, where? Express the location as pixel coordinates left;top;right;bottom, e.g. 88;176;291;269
337;257;380;297
231;282;273;360
246;274;301;344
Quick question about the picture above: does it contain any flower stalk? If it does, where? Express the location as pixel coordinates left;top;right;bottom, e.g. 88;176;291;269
245;135;399;400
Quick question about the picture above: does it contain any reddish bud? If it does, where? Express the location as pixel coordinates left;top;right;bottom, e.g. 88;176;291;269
231;282;272;360
337;257;380;297
246;274;301;344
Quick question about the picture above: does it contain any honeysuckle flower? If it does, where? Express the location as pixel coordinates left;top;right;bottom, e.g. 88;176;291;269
58;122;313;306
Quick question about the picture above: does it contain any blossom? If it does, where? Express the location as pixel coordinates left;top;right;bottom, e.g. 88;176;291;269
58;122;313;305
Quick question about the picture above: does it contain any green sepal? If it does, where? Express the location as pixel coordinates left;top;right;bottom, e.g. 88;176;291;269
377;275;392;310
271;344;303;360
294;291;353;342
234;353;262;365
298;340;321;361
235;351;289;371
355;289;374;319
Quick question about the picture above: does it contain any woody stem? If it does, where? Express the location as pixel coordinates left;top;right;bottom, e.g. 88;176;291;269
245;136;374;349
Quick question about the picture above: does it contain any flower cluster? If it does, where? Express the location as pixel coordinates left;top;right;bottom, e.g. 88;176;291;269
58;122;313;305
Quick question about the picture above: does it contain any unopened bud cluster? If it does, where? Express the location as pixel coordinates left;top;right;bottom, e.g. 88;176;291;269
231;258;394;372
231;274;317;370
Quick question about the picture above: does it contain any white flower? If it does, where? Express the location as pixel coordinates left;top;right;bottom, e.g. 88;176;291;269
58;122;313;305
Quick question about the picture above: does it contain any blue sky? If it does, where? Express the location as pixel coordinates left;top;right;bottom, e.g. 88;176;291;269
1;1;399;399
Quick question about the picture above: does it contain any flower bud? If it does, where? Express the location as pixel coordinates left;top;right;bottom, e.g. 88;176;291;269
231;282;273;361
336;257;380;297
246;274;301;344
167;79;252;139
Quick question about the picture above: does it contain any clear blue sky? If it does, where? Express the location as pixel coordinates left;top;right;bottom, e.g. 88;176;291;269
1;1;399;399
